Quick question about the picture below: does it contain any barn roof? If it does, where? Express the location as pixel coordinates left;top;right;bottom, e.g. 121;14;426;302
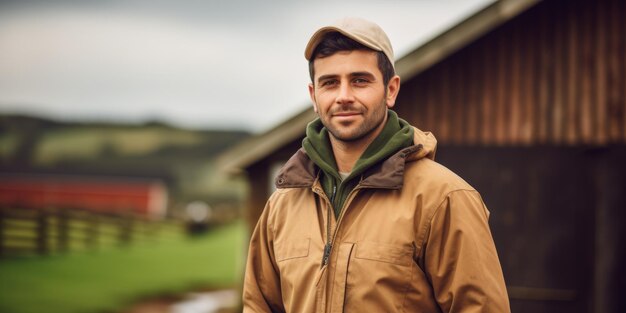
216;0;542;173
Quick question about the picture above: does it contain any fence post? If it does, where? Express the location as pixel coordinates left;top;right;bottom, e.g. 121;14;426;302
36;208;49;256
147;220;159;242
86;210;99;250
0;208;4;258
57;209;68;253
118;212;133;246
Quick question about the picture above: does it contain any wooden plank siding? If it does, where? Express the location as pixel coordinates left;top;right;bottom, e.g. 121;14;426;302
394;0;626;146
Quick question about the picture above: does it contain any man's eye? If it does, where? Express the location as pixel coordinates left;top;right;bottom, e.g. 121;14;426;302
353;78;369;84
321;80;337;87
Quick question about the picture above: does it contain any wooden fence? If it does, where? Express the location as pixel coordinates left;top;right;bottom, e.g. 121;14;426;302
0;207;181;258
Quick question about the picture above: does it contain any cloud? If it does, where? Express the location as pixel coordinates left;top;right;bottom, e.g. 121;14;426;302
0;0;494;131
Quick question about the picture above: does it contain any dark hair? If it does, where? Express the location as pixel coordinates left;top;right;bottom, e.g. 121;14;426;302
308;32;395;86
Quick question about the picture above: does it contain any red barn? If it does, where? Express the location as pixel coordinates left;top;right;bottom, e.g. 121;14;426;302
0;173;168;219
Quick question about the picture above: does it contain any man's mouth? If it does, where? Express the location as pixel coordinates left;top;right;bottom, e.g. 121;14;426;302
333;111;360;117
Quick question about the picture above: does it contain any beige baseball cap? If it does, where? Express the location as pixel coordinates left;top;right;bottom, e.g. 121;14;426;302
304;17;395;69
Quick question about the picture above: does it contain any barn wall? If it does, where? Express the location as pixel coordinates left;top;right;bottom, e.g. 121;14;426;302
396;0;626;146
436;146;626;313
246;137;303;232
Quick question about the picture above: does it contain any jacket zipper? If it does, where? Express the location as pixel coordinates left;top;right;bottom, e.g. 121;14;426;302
321;185;337;267
316;184;363;268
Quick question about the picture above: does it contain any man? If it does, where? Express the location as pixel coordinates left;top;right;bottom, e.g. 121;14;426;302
243;17;510;313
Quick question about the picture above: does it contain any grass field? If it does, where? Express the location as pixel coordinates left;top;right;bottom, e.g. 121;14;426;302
0;221;246;313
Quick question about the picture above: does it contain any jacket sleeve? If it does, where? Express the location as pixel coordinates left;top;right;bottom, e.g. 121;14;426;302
242;200;285;313
423;189;510;313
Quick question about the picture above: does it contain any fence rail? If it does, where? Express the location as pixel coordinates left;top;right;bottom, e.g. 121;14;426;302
0;207;181;258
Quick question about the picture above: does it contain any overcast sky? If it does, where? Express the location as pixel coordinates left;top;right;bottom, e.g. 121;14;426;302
0;0;493;132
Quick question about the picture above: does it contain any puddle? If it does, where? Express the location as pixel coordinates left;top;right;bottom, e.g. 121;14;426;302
170;289;239;313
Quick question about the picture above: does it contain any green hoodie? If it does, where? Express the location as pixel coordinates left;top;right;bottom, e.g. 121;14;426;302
302;110;414;218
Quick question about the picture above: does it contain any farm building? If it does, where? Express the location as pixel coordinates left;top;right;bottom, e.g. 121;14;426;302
0;173;168;219
218;0;626;312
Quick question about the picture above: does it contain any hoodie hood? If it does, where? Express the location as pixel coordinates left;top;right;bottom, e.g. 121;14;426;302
408;127;437;161
302;110;414;183
276;124;438;190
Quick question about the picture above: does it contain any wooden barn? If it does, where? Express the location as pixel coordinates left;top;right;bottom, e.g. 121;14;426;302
0;173;169;219
218;0;625;312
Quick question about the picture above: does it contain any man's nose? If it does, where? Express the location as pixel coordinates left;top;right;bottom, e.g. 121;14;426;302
336;81;355;104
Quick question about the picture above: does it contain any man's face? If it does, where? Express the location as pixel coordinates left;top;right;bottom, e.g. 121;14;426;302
308;50;399;143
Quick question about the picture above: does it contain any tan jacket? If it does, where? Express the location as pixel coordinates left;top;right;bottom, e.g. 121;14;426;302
243;129;510;313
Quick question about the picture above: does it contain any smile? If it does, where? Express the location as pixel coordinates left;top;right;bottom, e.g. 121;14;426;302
333;112;361;117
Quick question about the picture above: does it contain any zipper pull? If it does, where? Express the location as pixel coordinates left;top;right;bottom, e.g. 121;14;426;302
330;184;337;205
322;243;332;267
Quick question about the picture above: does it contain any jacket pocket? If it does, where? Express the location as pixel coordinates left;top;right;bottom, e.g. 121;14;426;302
354;241;413;267
275;238;310;262
344;241;415;312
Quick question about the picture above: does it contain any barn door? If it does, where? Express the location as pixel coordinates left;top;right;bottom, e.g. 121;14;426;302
437;146;625;313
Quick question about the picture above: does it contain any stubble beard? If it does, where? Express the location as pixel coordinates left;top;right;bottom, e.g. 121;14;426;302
323;100;388;143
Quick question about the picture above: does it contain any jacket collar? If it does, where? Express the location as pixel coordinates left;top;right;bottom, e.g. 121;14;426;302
275;144;423;190
275;126;436;190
